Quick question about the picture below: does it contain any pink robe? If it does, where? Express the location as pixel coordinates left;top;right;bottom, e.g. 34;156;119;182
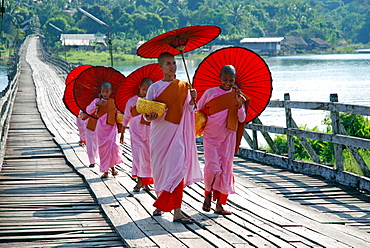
76;111;86;142
197;87;246;196
123;95;152;179
146;80;203;196
84;120;99;165
86;98;123;173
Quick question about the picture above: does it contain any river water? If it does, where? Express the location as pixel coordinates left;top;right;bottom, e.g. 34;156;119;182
115;53;370;134
1;53;368;137
0;64;7;92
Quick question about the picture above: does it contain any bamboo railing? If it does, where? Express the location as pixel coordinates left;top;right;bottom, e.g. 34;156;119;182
240;93;370;190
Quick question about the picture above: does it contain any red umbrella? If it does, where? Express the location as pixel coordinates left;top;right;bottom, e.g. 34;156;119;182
136;25;221;84
65;64;93;85
115;63;163;113
63;65;93;116
63;80;80;116
73;66;125;116
193;47;273;123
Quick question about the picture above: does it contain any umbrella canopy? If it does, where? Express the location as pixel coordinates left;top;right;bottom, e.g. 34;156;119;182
137;25;221;85
136;25;221;58
63;80;80;117
193;47;273;123
115;63;163;113
73;66;125;115
65;64;93;85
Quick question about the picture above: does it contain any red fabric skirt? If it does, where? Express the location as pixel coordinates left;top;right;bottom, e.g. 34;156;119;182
133;175;154;185
205;190;228;205
153;180;184;212
141;177;154;185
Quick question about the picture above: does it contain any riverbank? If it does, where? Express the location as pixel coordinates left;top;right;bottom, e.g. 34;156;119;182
57;44;368;66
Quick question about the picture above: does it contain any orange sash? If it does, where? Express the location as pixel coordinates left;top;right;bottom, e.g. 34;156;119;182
154;79;189;125
86;99;119;132
131;106;150;126
203;90;251;154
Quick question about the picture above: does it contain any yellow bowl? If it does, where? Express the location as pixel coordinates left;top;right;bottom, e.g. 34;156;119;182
194;110;207;138
136;98;166;117
116;113;124;124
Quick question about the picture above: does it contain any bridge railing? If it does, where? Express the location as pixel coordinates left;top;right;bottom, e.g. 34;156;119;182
240;93;370;191
0;47;22;170
38;38;77;74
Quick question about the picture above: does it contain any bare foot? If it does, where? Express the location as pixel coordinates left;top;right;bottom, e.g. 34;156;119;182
202;193;212;212
101;172;109;178
142;185;154;191
133;178;143;192
214;201;232;215
153;209;163;216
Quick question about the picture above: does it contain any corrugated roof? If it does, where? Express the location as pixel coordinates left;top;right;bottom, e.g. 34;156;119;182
60;34;106;46
240;37;284;43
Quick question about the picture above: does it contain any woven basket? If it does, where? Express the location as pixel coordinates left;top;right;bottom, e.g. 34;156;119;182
136;98;166;117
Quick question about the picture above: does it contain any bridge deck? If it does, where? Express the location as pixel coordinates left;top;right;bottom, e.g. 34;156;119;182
0;38;125;247
2;35;370;247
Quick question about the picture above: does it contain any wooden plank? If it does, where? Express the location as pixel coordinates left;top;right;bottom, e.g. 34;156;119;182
112;170;209;248
0;37;125;248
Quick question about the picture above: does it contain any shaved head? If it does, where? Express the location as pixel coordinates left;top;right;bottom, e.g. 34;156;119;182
158;52;174;65
101;81;112;89
220;65;236;76
140;78;153;86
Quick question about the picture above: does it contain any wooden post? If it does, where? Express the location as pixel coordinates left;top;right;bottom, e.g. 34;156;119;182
330;94;344;171
252;129;258;150
243;130;254;149
253;118;280;154
284;93;295;160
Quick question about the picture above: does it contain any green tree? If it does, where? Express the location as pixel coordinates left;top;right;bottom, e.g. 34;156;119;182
357;11;370;44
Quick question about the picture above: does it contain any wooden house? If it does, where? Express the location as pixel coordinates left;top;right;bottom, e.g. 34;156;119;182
308;38;330;50
282;36;308;50
240;37;284;55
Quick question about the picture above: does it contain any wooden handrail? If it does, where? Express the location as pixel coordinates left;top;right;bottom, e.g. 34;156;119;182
243;93;370;178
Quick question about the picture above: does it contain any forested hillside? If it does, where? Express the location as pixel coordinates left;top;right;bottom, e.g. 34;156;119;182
2;0;370;54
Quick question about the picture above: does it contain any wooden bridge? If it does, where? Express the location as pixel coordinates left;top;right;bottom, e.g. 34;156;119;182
1;35;370;247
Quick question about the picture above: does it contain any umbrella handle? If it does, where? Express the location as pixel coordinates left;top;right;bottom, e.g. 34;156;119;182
180;51;197;109
180;51;192;87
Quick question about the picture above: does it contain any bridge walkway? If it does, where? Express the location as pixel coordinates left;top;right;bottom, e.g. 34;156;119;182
3;35;370;247
0;37;126;247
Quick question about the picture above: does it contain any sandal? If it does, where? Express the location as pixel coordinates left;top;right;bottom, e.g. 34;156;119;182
214;210;232;215
111;168;118;176
173;217;194;224
202;201;211;212
133;186;142;192
101;172;109;178
153;209;163;216
89;164;95;168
